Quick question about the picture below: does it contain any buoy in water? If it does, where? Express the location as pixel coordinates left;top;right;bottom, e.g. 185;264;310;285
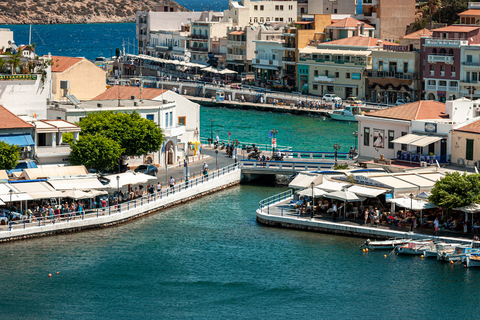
450;261;454;264
384;254;387;258
56;272;59;275
464;265;467;268
362;249;365;253
48;274;52;277
421;255;424;258
365;248;369;252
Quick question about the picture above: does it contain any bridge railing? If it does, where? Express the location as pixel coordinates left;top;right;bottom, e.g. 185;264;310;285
240;160;335;171
200;137;292;152
280;150;351;160
258;189;293;213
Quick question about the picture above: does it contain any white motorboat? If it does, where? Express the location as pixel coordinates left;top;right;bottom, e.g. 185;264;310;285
465;253;480;268
395;240;435;255
423;242;461;258
440;243;480;262
362;238;411;250
329;105;362;122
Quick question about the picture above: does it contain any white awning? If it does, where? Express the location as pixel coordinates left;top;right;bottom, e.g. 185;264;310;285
48;178;106;190
296;187;328;197
387;198;437;210
288;173;322;189
391;134;423;144
316;180;349;192
12;181;65;199
409;136;443;147
0;193;33;202
0;199;4;205
347;185;387;198
103;172;156;188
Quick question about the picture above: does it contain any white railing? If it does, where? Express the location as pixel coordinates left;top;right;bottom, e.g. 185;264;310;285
227;54;246;61
2;163;240;233
258;189;293;216
227;40;245;47
427;55;454;64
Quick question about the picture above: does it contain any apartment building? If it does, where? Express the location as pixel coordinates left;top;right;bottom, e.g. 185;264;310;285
253;40;285;85
224;0;297;26
307;0;357;15
189;20;234;66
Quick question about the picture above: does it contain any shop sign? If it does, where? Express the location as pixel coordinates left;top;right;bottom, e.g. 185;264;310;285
424;122;437;133
0;74;37;81
383;45;409;52
352;73;361;80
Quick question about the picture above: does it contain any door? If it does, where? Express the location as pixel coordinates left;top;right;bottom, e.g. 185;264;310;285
440;139;447;163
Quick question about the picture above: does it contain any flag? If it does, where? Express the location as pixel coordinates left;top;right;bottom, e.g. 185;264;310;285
268;131;273;138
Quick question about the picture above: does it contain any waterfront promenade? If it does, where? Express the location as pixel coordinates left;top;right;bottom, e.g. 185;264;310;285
256;191;475;245
0;163;241;243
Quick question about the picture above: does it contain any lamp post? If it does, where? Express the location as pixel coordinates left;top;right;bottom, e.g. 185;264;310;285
9;189;13;208
311;181;315;219
116;175;120;197
353;131;358;150
333;143;341;165
270;128;278;154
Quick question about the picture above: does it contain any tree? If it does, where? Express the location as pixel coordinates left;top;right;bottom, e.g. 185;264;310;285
428;172;480;209
78;111;164;156
69;134;123;171
0;141;20;170
62;132;74;145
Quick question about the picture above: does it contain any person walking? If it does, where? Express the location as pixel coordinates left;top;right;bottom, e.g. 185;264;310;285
169;176;175;188
364;208;369;226
434;217;439;235
332;202;337;221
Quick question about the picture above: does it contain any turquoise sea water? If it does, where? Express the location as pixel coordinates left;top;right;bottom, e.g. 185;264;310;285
1;185;479;319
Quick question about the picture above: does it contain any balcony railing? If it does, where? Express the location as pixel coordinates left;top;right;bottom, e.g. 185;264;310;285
282;57;296;62
463;61;480;66
190;34;208;40
227;54;246;61
190;47;208;52
367;71;417;80
283;43;296;48
227;40;246;47
437;85;447;91
427;54;454;64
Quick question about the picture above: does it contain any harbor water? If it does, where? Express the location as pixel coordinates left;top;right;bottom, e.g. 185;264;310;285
0;24;479;318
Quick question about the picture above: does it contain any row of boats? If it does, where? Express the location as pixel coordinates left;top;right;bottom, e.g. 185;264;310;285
362;238;480;268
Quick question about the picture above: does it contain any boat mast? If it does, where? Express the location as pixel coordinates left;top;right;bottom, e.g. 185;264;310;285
29;25;32;46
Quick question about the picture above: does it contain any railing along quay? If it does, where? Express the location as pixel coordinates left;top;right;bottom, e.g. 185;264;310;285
1;163;240;234
240;160;336;171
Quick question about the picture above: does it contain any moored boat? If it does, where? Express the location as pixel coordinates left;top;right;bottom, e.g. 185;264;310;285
423;242;461;258
465;253;480;268
329;105;361;122
395;240;435;255
362;238;411;250
440;243;480;262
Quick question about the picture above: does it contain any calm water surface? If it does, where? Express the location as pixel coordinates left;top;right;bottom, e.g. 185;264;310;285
0;185;478;319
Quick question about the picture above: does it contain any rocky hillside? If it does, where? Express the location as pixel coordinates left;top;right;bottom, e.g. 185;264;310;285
0;0;189;24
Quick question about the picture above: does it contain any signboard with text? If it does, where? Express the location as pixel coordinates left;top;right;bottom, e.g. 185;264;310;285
383;45;409;52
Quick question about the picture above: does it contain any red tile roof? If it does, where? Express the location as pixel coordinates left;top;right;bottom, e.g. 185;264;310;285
458;9;480;16
0;106;34;129
92;85;168;100
432;25;480;33
454;119;480;134
400;28;433;40
324;36;397;47
364;100;447;121
229;30;245;35
327;17;374;29
50;56;83;72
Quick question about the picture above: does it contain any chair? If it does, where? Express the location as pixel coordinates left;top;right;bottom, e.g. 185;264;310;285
289;199;304;208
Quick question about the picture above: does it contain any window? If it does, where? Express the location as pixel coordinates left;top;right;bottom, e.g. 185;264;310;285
260;5;264;10
146;114;154;121
364;127;370;146
275;5;279;10
254;5;258;10
314;70;318;76
288;17;292;22
467;55;473;63
388;130;395;149
289;5;292;10
335;72;339;78
466;139;474;161
254;17;258;23
280;5;283;10
346;73;350;79
401;132;407;151
403;62;408;73
178;116;186;126
169;112;173;127
378;60;383;71
313;84;318;90
165;113;168;127
260;17;264;22
279;17;283;22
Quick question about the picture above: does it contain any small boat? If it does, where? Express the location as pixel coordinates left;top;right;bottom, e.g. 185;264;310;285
423;242;461;258
465;253;480;268
329;105;362;122
395;240;435;255
362;238;411;250
440;242;480;262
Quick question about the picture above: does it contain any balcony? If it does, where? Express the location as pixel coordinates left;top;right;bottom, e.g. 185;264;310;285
227;54;246;61
228;40;246;47
313;75;335;83
190;34;208;40
427;54;454;65
463;61;480;66
426;85;436;91
367;71;417;80
190;47;208;52
437;85;447;91
254;59;282;67
282;43;296;49
424;39;468;47
163;125;186;137
440;71;445;76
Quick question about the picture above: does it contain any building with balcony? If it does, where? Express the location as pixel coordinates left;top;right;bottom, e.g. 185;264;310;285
306;0;356;15
367;48;421;103
324;17;375;41
189;20;233;66
458;2;480;25
253;40;285;85
148;30;189;61
420;25;480;102
460;45;480;99
398;28;432;51
297;36;392;98
354;0;415;41
223;0;297;26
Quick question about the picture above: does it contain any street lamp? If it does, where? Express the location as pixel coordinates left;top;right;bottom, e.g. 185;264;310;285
333;143;341;165
311;181;315;219
116;175;120;197
9;189;13;207
353;131;358;150
409;193;414;213
215;149;218;169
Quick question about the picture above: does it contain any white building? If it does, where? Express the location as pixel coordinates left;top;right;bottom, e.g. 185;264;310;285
460;44;480;99
223;0;297;25
148;30;190;61
189;20;233;66
307;0;357;15
0;28;13;49
253;40;285;85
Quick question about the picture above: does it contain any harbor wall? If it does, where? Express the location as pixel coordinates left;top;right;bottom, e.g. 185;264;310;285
0;170;241;243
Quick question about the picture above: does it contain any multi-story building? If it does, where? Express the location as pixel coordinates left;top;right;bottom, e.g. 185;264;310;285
421;25;480;102
354;0;415;41
460;44;480;99
398;28;432;51
189;20;233;67
306;0;356;15
148;29;190;61
253;40;285;85
282;14;332;89
223;0;297;26
324;17;375;41
297;36;392;98
367;47;421;103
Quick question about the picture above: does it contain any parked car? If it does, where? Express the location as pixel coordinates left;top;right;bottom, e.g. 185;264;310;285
345;97;362;105
134;164;158;176
395;99;407;106
322;94;342;103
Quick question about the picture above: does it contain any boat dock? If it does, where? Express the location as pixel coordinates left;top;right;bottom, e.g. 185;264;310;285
256;191;474;245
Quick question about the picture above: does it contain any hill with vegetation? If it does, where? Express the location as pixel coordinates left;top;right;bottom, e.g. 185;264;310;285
0;0;190;24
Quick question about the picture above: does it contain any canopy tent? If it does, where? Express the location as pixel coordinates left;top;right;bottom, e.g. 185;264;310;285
219;68;237;74
347;185;387;198
61;189;93;200
387;198;437;210
0;199;5;205
0;170;8;181
296;187;328;197
12;181;64;200
416;191;432;200
390;134;424;145
0;193;33;202
20;166;88;180
103;172;156;188
85;190;108;197
315;180;349;192
288;172;322;189
454;203;480;213
48;177;105;190
0;134;35;147
324;190;365;202
409;136;442;147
